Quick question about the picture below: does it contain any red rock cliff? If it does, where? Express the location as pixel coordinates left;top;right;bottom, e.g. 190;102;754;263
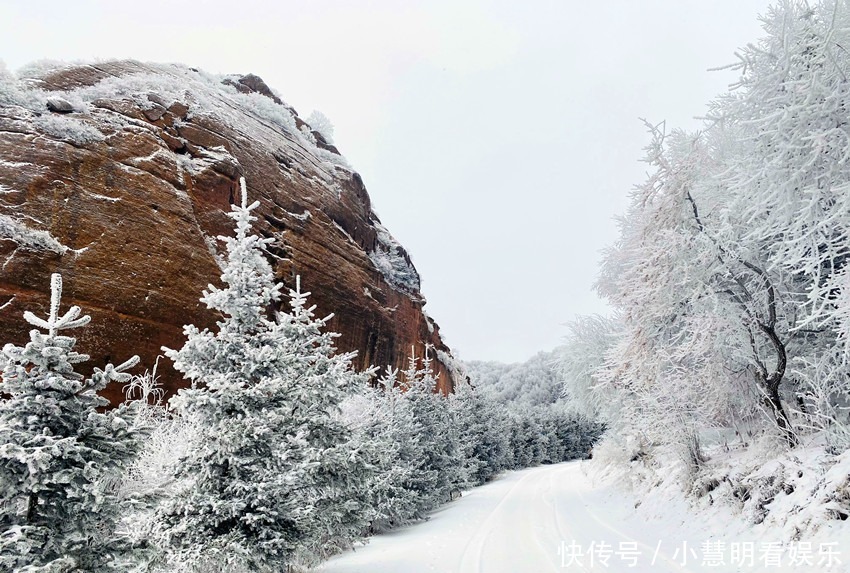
0;60;455;403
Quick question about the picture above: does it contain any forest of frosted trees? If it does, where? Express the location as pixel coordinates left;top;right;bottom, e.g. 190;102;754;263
0;179;599;572
560;0;850;528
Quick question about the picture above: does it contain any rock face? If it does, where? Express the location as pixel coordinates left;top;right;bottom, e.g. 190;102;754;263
0;60;455;404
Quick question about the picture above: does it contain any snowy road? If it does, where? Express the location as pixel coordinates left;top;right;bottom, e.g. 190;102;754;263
317;461;713;573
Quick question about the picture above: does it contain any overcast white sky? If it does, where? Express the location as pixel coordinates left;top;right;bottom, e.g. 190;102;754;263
0;1;773;363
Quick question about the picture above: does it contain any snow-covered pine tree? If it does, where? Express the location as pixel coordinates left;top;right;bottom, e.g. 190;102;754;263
360;366;433;531
402;350;468;510
0;273;143;572
503;406;543;469
159;178;371;571
158;179;303;571
449;382;510;485
279;278;374;566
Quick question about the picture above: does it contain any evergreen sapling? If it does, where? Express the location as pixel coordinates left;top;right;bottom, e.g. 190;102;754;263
0;273;142;572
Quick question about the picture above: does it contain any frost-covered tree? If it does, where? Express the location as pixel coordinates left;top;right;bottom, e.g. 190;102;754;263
157;179;297;571
585;0;850;475
595;119;803;476
557;314;621;422
347;367;431;532
306;110;334;145
599;125;714;459
114;365;202;563
715;2;850;335
279;279;374;566
449;383;510;485
158;178;371;571
0;273;142;572
401;351;467;511
709;1;850;447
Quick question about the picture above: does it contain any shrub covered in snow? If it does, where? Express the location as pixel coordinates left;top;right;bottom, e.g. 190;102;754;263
32;114;105;146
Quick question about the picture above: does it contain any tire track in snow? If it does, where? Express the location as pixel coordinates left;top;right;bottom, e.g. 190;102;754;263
542;464;592;573
457;466;578;572
456;465;590;572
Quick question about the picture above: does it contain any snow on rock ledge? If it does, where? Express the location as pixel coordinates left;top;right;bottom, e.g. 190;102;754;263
0;60;456;402
368;222;421;295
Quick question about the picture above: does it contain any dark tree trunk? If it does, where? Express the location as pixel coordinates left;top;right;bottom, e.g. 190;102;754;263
687;190;798;448
26;492;38;522
764;384;797;447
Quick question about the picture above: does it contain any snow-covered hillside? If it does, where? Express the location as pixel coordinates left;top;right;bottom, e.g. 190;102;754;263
465;349;564;406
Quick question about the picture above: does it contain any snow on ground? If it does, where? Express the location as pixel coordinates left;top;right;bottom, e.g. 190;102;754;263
317;461;847;572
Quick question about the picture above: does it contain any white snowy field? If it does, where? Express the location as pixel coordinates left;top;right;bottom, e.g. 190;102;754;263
317;461;847;573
